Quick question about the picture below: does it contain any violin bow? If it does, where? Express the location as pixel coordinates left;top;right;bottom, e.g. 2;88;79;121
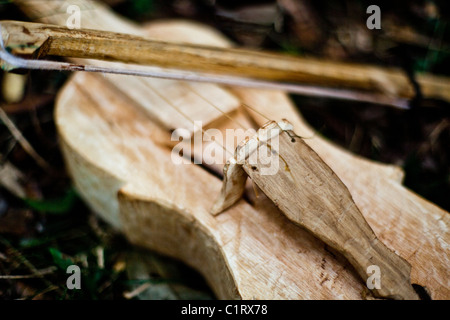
3;20;450;109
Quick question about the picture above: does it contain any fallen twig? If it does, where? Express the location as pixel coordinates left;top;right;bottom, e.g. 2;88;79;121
0;266;57;279
0;106;50;170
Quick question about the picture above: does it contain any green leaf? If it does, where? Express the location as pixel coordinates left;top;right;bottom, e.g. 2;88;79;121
128;0;155;18
49;247;74;270
24;188;78;214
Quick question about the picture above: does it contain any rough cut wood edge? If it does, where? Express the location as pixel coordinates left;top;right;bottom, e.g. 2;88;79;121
210;160;247;215
117;190;241;300
238;122;418;299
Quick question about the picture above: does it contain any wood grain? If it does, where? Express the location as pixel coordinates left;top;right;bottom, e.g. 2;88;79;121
228;121;418;299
